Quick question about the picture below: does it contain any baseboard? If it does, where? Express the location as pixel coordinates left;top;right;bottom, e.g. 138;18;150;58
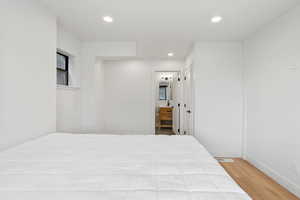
79;130;154;135
246;156;300;198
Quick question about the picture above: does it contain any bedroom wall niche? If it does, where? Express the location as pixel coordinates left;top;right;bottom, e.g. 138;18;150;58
79;42;137;133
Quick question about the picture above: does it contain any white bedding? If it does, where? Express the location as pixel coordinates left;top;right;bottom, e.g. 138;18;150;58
0;133;251;200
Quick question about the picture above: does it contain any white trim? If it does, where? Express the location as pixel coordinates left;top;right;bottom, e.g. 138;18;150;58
57;48;74;57
246;156;300;198
241;41;248;159
79;130;153;135
56;85;80;90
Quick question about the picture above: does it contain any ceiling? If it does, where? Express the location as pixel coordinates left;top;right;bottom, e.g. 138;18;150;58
41;0;299;58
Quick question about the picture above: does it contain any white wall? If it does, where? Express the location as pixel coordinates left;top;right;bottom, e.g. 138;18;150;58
56;25;82;132
189;42;244;157
0;0;57;150
102;60;183;134
244;5;300;197
56;88;81;132
103;60;152;134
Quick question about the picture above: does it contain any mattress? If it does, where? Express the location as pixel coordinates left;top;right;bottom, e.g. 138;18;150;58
0;133;251;200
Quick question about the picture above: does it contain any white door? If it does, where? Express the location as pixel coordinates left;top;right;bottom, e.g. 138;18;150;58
182;67;193;135
172;72;182;135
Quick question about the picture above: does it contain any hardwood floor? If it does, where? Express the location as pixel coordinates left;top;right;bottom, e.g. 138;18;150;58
155;128;175;135
219;158;299;200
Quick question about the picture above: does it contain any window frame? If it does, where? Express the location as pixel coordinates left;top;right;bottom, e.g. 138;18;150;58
56;52;69;86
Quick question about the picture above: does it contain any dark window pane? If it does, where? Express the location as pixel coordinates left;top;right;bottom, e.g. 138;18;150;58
57;71;68;85
56;52;69;85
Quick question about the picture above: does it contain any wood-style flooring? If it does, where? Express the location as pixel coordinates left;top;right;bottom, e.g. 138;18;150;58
219;158;299;200
155;128;175;135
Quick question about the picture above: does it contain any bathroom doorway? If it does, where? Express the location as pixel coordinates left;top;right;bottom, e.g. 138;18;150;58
154;71;182;135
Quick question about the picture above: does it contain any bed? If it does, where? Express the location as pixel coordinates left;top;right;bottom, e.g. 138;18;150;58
0;133;251;199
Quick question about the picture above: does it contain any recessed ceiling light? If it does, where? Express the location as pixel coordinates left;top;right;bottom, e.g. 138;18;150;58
211;16;223;23
103;16;114;23
168;52;174;57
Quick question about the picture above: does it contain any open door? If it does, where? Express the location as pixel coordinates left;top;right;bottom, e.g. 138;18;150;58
172;73;182;135
182;66;193;135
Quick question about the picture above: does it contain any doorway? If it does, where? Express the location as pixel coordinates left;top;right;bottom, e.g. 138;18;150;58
154;71;181;135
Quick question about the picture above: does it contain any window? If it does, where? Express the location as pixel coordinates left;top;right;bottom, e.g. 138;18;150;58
56;52;69;86
159;86;167;100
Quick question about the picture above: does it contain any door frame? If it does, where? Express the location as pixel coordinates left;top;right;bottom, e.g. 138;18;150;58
182;63;194;136
151;70;182;135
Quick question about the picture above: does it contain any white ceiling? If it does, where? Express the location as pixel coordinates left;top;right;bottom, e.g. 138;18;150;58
41;0;299;58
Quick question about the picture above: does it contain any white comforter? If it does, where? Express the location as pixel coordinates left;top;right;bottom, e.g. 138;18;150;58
0;133;251;200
